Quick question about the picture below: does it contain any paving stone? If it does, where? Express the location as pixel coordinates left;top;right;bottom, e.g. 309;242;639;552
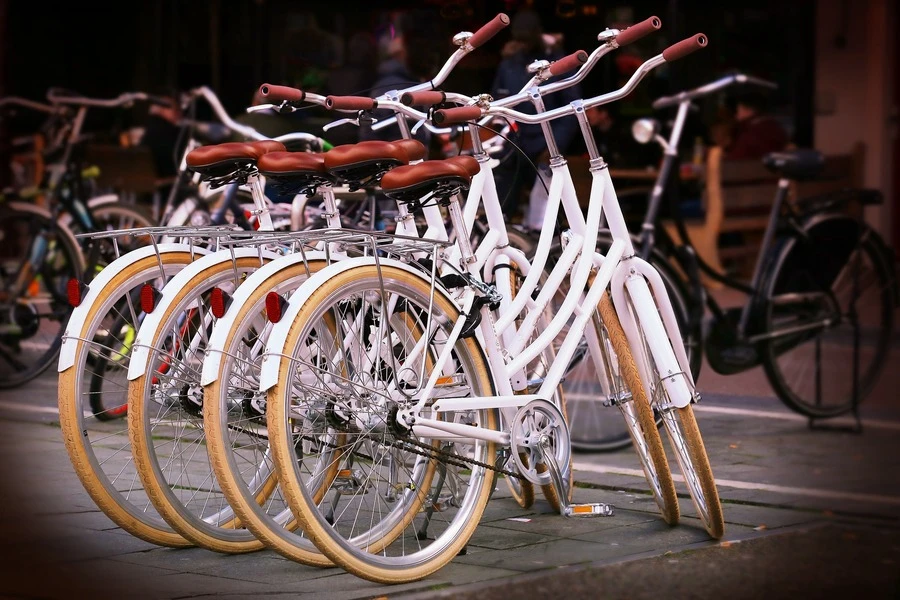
452;537;624;571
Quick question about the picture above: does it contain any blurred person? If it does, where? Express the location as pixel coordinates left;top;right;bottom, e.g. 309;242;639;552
361;32;437;144
724;89;788;160
490;8;581;222
326;32;377;97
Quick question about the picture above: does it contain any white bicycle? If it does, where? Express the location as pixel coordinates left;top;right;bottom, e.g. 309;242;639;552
259;26;721;584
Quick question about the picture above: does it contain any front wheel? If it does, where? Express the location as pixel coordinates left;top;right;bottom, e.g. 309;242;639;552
624;283;724;538
0;205;82;388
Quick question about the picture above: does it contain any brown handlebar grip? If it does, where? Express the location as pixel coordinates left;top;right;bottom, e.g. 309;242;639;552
400;91;446;106
467;13;510;48
325;96;378;111
615;16;662;46
548;50;589;77
259;84;305;103
432;106;483;126
662;33;708;62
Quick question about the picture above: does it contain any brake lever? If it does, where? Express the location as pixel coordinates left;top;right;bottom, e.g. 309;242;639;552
321;116;371;132
246;104;276;113
411;118;427;135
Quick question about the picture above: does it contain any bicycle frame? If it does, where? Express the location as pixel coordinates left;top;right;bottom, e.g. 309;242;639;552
637;73;802;338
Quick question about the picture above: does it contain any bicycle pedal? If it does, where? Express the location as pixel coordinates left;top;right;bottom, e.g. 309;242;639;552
563;503;615;518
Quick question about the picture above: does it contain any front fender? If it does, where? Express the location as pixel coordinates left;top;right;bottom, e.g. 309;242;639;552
200;251;326;386
258;256;451;392
58;243;207;372
126;247;282;381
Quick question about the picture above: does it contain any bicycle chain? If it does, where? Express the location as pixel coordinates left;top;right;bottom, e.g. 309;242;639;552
298;428;523;480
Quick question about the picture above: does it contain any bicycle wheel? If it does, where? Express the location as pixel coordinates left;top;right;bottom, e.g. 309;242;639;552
267;264;498;583
203;259;333;566
127;256;270;553
1;203;82;388
58;251;197;547
565;236;698;451
91;203;156;231
762;218;894;417
624;285;724;538
597;293;678;524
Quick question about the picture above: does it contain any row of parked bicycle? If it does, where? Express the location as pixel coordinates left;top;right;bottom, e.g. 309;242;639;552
2;12;894;584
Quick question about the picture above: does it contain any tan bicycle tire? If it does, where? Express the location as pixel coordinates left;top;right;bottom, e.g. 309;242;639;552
58;252;196;548
203;260;333;566
127;256;271;554
268;265;498;583
662;405;724;538
598;292;679;525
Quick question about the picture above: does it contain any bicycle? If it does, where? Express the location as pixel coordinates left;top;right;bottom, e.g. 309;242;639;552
626;73;897;419
187;17;686;562
0;91;159;387
258;28;720;583
117;14;531;555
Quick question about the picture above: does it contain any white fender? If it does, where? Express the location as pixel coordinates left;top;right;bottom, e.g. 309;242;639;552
57;243;206;372
200;250;326;387
126;247;282;381
259;256;453;392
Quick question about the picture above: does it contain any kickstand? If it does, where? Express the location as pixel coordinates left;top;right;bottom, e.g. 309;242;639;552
808;223;864;436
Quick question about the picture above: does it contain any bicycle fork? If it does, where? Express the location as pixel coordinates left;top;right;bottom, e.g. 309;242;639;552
611;257;697;411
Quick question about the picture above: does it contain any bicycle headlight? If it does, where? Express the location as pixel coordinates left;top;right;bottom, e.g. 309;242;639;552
631;118;659;144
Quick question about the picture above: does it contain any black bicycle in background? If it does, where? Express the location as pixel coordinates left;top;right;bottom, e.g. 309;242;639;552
626;73;897;420
0;90;162;388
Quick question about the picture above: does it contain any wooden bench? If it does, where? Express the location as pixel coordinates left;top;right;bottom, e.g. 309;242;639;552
664;143;865;280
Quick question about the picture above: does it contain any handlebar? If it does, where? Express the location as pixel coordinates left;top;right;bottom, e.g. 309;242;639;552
257;83;326;106
615;16;662;46
467;13;510;48
400;91;447;107
651;71;777;110
184;86;324;147
661;33;707;61
325;96;378;111
46;89;169;109
438;33;708;127
432;106;484;126
0;97;59;114
259;84;305;103
548;50;589;77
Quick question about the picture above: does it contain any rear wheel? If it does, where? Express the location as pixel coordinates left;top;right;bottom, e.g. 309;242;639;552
267;265;498;583
128;257;270;553
202;260;332;566
763;219;894;417
58;252;197;547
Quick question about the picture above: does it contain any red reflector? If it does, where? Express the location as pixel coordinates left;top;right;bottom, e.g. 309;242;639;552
67;279;87;307
210;287;231;319
140;284;160;313
245;210;261;231
265;292;286;323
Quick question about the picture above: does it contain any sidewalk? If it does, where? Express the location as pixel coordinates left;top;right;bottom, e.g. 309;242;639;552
1;385;898;598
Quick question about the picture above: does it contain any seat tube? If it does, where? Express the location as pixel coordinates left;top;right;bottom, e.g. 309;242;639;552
737;179;790;335
249;174;274;231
